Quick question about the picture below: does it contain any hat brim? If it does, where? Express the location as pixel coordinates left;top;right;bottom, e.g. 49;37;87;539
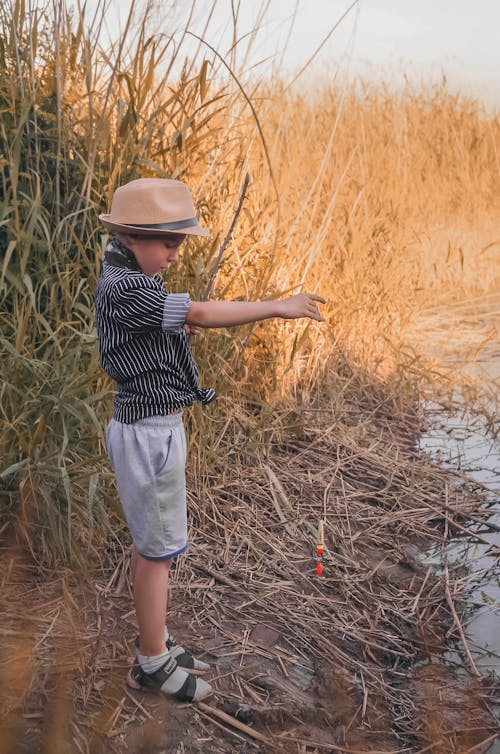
99;215;210;238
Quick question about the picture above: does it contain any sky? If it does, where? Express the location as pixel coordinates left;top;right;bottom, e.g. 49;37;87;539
93;0;500;105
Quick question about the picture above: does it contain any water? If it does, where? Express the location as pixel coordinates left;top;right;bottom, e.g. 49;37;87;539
406;291;500;745
418;404;500;676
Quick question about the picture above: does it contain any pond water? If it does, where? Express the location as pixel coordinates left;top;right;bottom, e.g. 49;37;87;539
418;404;499;676
406;292;499;685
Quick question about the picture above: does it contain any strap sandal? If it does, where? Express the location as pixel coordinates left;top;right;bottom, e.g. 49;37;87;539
166;634;211;674
135;634;210;675
127;655;212;702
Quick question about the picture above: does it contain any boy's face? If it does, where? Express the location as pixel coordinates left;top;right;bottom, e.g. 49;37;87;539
119;233;187;275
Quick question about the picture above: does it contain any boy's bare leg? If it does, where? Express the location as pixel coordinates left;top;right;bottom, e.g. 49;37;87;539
131;544;171;656
130;544;168;607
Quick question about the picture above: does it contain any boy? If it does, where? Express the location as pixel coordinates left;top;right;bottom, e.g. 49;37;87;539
95;178;325;703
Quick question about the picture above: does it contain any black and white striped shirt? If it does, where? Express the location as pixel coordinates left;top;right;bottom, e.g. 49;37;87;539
95;238;216;423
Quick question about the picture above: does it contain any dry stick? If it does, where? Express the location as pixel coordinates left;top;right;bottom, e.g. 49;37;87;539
196;564;240;589
265;464;298;537
448;468;500;497
410;565;432;615
196;702;271;745
443;555;480;677
414;483;497;545
122;688;153;720
187;34;283;286
421;500;496;547
441;503;500;535
195;707;259;749
443;513;497;548
465;735;500;754
202;173;250;301
427;479;500;534
413;734;500;754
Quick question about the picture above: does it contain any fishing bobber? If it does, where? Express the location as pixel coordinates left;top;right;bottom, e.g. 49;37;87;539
316;520;325;576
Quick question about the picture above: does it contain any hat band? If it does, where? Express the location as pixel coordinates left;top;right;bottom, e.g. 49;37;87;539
121;217;199;231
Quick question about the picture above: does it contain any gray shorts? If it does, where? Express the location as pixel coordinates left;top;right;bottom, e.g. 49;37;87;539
105;412;188;561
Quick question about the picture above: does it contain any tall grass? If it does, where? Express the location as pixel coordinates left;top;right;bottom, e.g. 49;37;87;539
0;0;498;564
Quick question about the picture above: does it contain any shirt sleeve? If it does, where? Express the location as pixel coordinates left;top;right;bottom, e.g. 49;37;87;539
162;292;191;333
111;276;190;335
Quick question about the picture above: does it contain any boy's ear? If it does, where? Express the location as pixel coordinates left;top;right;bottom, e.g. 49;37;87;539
117;232;137;246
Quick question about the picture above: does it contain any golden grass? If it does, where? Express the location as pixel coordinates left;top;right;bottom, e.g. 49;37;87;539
0;0;497;565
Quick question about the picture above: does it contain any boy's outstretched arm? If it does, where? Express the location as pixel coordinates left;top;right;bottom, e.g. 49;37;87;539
186;293;326;329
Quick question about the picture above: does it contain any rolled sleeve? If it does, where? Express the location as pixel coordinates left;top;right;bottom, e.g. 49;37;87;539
162;292;191;333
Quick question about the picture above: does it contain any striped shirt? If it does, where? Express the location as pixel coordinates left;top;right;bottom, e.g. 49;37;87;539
95;237;216;423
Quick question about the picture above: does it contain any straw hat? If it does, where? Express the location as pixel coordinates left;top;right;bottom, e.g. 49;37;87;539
99;178;210;237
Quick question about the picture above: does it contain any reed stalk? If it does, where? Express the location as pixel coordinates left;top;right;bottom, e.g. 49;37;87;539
0;0;497;594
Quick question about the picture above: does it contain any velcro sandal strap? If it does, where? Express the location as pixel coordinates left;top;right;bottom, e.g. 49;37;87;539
147;655;178;686
169;648;195;669
135;634;196;670
129;655;177;691
172;672;197;702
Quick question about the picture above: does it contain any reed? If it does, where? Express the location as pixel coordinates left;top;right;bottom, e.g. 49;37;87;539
1;0;498;564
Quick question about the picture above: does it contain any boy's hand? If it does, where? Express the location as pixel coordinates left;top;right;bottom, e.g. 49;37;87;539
185;324;202;338
277;293;326;321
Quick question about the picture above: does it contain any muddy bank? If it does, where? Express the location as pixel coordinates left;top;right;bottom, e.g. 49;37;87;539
1;379;498;753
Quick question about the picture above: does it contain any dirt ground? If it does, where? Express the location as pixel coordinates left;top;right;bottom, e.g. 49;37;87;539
1;533;497;753
1;400;499;753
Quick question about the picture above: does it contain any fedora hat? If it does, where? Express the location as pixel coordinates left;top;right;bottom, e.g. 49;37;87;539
99;178;210;237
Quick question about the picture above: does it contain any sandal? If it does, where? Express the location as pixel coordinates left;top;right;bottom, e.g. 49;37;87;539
127;654;213;702
134;634;210;675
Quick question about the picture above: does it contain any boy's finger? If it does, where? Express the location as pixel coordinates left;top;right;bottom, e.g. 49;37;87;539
308;294;326;304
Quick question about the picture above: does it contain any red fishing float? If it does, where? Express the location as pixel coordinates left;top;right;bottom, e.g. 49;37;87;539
316;521;325;577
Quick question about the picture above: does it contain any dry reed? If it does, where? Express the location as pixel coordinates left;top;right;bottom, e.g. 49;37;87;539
0;0;498;751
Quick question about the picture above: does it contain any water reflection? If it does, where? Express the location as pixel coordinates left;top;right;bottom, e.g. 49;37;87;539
418;402;499;676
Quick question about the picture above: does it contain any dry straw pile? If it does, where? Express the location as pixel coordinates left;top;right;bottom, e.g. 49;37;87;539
0;1;499;752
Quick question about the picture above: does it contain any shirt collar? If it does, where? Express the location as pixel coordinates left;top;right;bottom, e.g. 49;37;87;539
104;237;142;271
